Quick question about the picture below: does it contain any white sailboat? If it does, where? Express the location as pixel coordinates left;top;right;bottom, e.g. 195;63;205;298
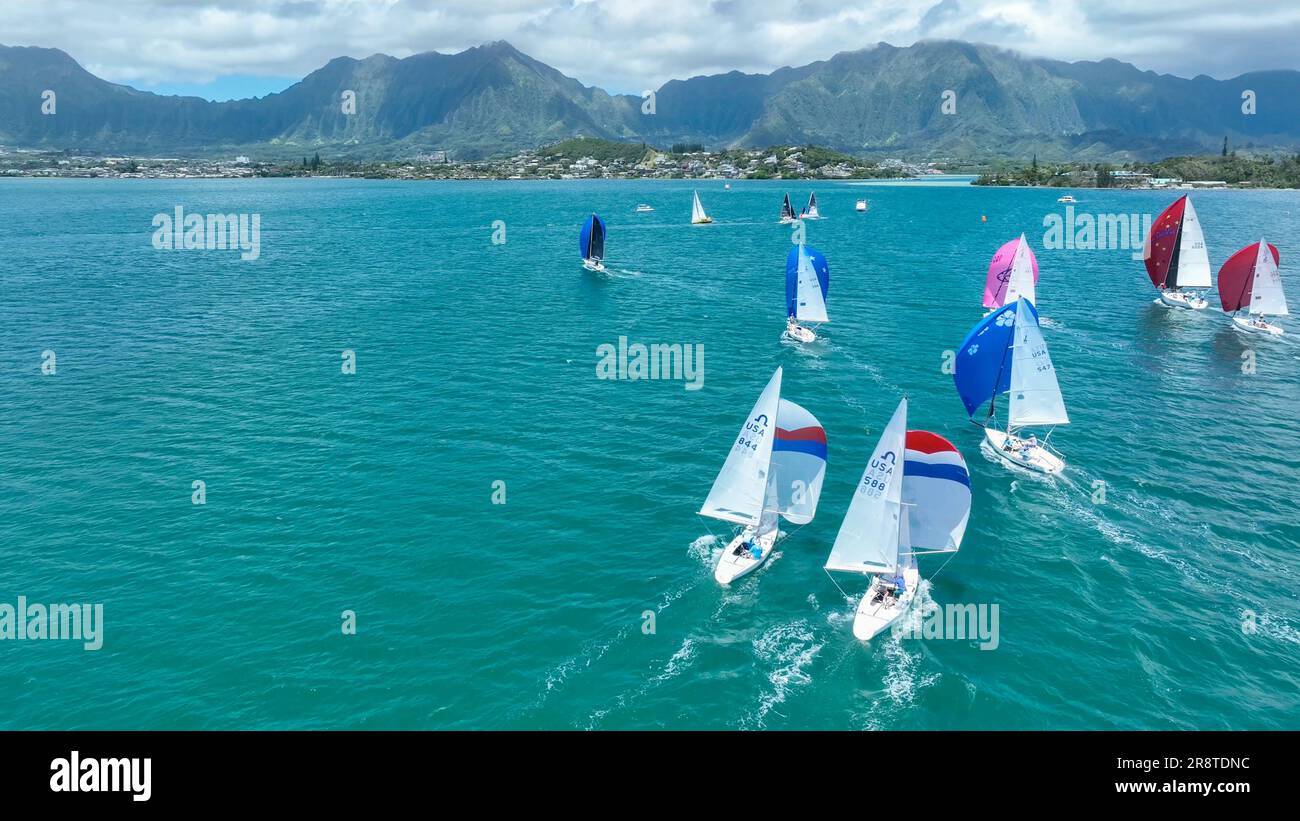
700;368;827;585
691;190;713;224
805;192;822;220
783;244;830;343
982;233;1038;317
1145;195;1210;309
826;398;971;641
1219;239;1288;336
955;298;1069;474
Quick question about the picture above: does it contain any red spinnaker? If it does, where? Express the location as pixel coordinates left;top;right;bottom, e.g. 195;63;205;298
1217;241;1280;312
1144;195;1186;288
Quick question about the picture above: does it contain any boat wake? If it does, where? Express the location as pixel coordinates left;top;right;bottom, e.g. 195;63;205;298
741;619;824;729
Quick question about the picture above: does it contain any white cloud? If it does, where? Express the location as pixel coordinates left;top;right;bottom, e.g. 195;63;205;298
4;0;1298;91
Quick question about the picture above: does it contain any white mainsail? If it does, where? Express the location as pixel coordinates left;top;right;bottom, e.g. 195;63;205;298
806;192;820;219
692;191;709;224
1004;234;1037;306
1008;299;1069;428
794;245;829;323
1250;238;1289;316
1175;198;1212;288
826;397;907;575
700;367;783;526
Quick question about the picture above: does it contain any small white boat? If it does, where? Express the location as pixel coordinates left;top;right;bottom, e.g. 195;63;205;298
699;369;827;586
855;199;868;212
782;244;829;343
826;398;972;642
1220;239;1287;336
983;428;1065;474
690;190;712;224
580;213;606;272
1157;289;1208;310
1145;195;1212;310
779;192;799;224
954;298;1069;475
1056;195;1077;203
635;204;654;213
804;192;821;220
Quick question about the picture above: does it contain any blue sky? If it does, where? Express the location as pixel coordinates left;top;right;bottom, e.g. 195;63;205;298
6;0;1300;100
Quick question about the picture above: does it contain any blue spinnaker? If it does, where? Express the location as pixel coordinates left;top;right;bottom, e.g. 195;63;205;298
953;299;1038;418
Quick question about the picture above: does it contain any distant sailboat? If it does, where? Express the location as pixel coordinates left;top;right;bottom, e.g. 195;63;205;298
805;192;821;220
983;234;1039;314
691;190;713;224
580;213;606;272
855;199;868;213
826;397;971;641
783;243;829;343
779;193;798;224
700;368;827;585
1218;239;1288;336
1144;195;1211;309
954;298;1069;474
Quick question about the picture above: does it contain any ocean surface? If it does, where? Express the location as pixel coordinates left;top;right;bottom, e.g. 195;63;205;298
1;177;1297;730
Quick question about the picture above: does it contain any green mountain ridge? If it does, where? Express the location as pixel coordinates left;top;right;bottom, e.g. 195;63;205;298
1;39;1298;161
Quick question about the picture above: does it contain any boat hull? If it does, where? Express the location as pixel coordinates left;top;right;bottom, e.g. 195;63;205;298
984;428;1065;475
853;566;921;641
782;323;817;344
692;218;713;225
713;528;778;585
1232;315;1284;336
1157;290;1208;310
581;259;606;273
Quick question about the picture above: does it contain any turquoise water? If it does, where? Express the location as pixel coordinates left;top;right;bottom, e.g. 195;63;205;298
1;178;1297;730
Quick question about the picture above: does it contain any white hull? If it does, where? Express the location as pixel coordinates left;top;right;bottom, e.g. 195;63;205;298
782;322;817;344
1157;290;1208;310
779;217;799;225
582;259;606;273
1232;315;1284;336
713;528;779;585
853;565;921;641
984;428;1065;475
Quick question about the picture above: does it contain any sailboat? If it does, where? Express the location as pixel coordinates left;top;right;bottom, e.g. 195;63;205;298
983;233;1038;315
826;397;971;641
691;190;713;224
804;192;822;220
779;193;799;224
1144;195;1211;309
1218;239;1288;336
954;298;1070;474
700;367;827;585
783;244;830;343
580;213;606;272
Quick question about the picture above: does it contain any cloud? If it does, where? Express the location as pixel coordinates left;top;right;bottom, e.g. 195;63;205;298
4;0;1298;94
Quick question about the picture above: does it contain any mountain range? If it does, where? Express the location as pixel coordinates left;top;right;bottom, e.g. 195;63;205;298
2;40;1299;161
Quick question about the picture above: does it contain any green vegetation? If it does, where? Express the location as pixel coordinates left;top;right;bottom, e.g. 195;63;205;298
539;137;651;164
974;153;1300;189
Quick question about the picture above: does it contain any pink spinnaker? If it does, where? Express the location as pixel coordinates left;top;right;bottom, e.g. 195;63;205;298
983;236;1039;309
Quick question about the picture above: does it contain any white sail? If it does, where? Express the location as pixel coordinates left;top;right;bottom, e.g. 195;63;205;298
700;368;783;526
1004;234;1037;306
1008;299;1069;427
795;245;829;323
806;192;820;219
826;397;907;575
1175;198;1212;288
692;191;709;224
1250;238;1289;316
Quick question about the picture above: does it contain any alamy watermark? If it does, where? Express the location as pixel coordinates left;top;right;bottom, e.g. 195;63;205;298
893;601;999;650
1043;205;1152;261
152;206;261;261
0;596;103;650
596;336;704;390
